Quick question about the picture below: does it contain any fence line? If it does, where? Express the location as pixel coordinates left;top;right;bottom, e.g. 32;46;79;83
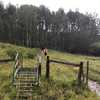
46;56;89;87
50;59;80;67
0;59;13;63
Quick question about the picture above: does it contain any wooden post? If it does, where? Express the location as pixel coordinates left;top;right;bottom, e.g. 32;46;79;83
38;63;41;76
20;53;23;68
81;62;84;83
46;56;50;79
28;96;32;100
12;53;19;83
86;61;89;87
78;62;83;86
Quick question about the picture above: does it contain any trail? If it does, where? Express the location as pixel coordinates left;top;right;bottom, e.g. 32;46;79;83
88;80;100;96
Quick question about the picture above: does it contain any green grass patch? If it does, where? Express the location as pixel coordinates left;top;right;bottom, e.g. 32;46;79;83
0;43;100;100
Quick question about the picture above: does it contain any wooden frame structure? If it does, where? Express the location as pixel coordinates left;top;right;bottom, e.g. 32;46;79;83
45;56;89;87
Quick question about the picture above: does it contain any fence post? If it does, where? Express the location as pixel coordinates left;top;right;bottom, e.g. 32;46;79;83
78;62;83;86
20;53;23;68
12;53;19;83
86;61;89;87
46;56;50;79
38;63;41;76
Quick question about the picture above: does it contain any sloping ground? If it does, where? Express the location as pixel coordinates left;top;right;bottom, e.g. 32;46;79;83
48;50;100;97
49;50;100;83
0;43;100;100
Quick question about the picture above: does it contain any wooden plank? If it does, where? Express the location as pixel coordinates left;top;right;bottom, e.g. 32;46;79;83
46;56;50;79
15;52;19;61
0;59;13;63
50;59;80;67
38;63;41;76
78;62;83;86
86;61;89;87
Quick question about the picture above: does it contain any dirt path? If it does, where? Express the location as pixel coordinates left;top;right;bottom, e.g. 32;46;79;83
88;80;100;96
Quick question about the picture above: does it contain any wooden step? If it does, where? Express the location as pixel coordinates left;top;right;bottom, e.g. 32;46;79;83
18;68;35;72
17;88;33;91
15;81;37;85
16;74;37;78
17;87;33;91
18;72;37;74
17;92;32;95
14;81;38;86
17;73;37;76
15;79;36;83
16;76;36;79
16;80;35;82
16;85;34;88
16;94;32;97
15;67;39;100
17;89;33;92
16;95;28;100
16;94;32;100
16;90;33;94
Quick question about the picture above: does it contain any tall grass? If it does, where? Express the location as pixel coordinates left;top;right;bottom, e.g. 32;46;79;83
0;43;100;100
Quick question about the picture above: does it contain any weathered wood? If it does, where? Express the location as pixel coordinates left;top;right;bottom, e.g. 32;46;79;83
17;53;23;68
0;59;13;63
46;56;50;79
28;96;32;100
13;53;23;83
81;62;84;82
15;67;39;99
78;62;83;86
86;61;89;87
45;56;86;88
50;59;80;67
38;63;41;76
15;52;19;61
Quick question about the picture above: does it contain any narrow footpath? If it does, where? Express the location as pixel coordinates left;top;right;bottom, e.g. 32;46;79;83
88;80;100;96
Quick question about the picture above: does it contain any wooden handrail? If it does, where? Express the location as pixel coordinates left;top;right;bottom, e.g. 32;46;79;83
13;52;23;83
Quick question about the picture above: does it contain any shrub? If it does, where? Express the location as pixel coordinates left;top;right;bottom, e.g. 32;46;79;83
89;42;100;56
6;47;38;59
26;49;38;59
6;49;17;60
27;50;35;59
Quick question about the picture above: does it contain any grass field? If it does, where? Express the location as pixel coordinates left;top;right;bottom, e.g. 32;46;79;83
0;43;100;100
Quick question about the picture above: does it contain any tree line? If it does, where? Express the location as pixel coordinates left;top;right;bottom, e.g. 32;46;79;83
0;2;100;55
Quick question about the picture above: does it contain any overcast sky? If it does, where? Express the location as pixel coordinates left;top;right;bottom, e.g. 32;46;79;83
2;0;100;16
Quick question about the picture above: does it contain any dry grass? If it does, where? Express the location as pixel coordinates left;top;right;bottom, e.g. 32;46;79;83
0;43;100;100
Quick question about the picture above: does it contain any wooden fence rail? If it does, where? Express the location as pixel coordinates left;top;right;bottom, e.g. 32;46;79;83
50;59;80;67
0;59;13;63
46;56;89;87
